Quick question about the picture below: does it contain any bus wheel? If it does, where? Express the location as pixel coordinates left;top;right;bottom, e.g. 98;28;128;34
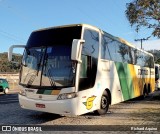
96;90;109;115
143;84;148;98
148;84;151;93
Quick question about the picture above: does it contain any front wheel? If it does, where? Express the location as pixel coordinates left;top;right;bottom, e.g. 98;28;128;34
95;91;110;115
4;88;9;94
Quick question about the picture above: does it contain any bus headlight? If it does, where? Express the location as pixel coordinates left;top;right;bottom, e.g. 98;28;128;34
19;89;26;96
57;92;77;100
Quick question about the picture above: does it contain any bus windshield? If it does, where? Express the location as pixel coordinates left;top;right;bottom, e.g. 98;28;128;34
20;26;82;88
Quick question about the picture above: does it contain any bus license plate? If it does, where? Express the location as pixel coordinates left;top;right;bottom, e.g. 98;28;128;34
36;103;45;108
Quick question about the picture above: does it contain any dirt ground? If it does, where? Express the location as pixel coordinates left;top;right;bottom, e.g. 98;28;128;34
41;90;160;126
1;90;160;133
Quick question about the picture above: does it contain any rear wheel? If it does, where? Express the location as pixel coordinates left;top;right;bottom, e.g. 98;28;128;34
4;88;9;94
148;84;151;93
142;84;148;98
96;91;110;115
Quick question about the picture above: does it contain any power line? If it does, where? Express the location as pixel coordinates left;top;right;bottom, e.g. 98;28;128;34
0;0;41;28
0;29;26;43
72;1;108;29
0;1;37;44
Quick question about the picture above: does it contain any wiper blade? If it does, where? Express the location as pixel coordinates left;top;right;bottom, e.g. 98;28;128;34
26;74;37;87
44;57;57;87
36;51;44;76
47;65;57;87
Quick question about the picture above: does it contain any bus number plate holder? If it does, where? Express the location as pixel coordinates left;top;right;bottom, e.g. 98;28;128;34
36;103;46;108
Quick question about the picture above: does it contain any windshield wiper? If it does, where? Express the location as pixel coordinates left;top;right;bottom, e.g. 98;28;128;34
47;66;57;87
36;49;44;76
22;49;43;86
43;56;57;87
21;71;37;88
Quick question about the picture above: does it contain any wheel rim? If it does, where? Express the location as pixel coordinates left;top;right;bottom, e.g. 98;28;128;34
101;96;107;109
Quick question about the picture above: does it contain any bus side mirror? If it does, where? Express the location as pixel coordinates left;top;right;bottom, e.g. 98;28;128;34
8;45;25;63
71;39;85;63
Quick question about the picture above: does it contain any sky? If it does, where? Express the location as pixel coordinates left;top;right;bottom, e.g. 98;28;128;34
0;0;159;54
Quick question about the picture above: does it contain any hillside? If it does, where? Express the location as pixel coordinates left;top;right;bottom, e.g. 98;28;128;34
0;52;22;73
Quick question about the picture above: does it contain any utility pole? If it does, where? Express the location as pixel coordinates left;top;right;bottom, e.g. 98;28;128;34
135;36;151;49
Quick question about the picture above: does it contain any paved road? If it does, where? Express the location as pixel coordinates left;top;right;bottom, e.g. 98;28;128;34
0;94;18;104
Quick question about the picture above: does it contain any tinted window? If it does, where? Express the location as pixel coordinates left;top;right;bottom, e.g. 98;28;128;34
149;56;154;68
116;43;129;63
128;47;134;64
107;39;116;61
27;26;82;48
101;34;111;60
138;51;143;66
79;28;99;90
134;50;154;68
100;32;154;68
155;66;158;74
82;29;99;58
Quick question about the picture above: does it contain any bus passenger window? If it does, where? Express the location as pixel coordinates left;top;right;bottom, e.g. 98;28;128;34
80;55;88;78
101;35;111;60
79;28;99;91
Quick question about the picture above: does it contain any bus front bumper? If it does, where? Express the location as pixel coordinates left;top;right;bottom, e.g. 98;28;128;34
19;94;78;116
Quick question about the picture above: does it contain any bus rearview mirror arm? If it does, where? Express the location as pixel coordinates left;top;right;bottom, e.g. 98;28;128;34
71;39;85;63
8;45;25;62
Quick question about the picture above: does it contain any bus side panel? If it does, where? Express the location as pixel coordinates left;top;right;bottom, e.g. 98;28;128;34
75;88;98;115
150;68;155;92
99;61;124;105
109;62;124;104
115;63;155;101
128;64;142;97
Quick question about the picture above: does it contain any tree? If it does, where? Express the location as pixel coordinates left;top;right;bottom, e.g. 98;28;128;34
125;0;160;38
0;53;22;73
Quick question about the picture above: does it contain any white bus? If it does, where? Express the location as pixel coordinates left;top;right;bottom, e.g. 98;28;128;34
8;24;155;116
155;64;160;90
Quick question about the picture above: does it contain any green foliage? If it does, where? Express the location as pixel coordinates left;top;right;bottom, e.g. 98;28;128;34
125;0;160;38
0;52;22;73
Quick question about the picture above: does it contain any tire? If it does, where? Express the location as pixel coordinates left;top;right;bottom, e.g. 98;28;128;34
142;84;148;98
95;90;110;115
148;84;151;93
4;88;9;94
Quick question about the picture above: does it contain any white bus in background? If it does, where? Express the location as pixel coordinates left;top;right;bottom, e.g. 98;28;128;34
155;64;160;90
8;24;155;116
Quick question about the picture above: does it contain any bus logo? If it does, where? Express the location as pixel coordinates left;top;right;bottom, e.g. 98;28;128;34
83;96;96;110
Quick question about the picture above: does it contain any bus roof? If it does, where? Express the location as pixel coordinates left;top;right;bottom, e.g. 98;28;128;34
34;24;99;32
